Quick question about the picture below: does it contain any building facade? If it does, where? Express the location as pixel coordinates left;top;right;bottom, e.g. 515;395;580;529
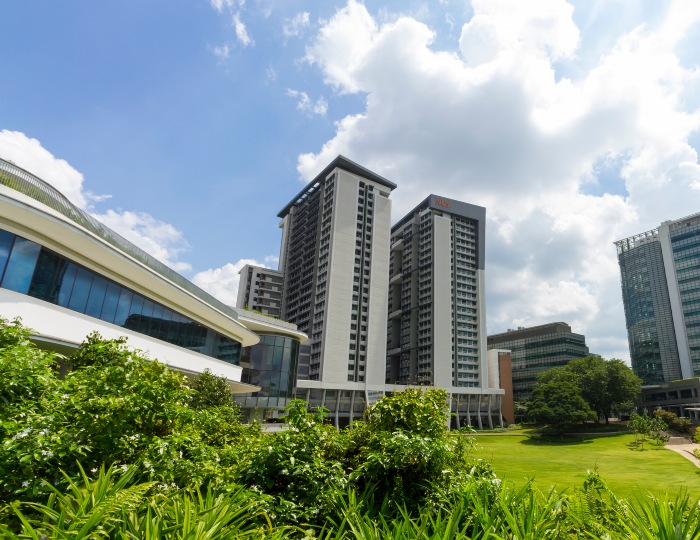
231;308;307;422
0;157;261;391
386;195;488;389
278;155;396;387
615;213;700;385
236;264;284;318
487;322;590;401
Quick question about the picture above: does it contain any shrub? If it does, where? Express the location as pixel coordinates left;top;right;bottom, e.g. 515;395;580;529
654;409;692;434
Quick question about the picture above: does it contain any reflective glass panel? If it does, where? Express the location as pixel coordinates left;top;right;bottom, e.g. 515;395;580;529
85;275;108;318
2;237;41;294
56;263;78;307
68;267;93;312
100;282;121;323
0;230;16;281
114;289;133;326
28;249;61;302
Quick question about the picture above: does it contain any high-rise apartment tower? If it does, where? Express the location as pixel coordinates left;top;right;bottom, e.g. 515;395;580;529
278;156;396;386
615;212;700;384
386;195;488;389
236;264;284;318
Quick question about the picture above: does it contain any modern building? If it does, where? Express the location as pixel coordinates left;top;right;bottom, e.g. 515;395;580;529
386;195;488;389
638;378;700;420
278;155;396;389
236;264;284;318
231;307;307;422
487;322;590;401
615;213;700;385
0;157;263;391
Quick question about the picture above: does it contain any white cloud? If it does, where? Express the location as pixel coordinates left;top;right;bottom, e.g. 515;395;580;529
211;43;230;61
283;12;310;38
92;210;192;273
192;258;269;306
210;0;238;13
0;130;92;209
0;130;197;275
287;89;328;116
297;0;700;361
233;13;253;47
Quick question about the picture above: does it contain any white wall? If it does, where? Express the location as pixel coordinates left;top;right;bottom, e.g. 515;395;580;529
322;170;357;384
365;186;391;386
433;215;454;388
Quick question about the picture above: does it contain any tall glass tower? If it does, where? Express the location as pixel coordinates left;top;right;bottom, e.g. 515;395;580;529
615;212;700;384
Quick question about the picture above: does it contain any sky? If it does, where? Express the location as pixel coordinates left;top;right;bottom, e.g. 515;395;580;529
1;0;699;362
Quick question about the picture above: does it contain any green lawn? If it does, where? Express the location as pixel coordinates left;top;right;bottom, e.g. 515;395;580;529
472;433;700;499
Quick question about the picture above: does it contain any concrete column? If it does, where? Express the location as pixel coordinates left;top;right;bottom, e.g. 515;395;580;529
477;395;483;429
498;394;504;428
466;394;472;426
350;390;356;423
455;394;461;430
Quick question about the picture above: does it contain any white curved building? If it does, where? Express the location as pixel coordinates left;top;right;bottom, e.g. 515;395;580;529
0;158;268;391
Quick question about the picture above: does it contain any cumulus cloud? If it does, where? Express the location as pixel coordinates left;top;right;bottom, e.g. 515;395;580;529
192;258;271;306
0;130;93;209
298;0;700;360
92;210;192;273
283;12;310;38
233;13;253;47
0;130;196;274
287;89;328;116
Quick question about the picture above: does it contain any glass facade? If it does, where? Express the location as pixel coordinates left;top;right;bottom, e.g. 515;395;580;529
617;239;680;384
487;324;589;401
670;219;700;376
235;334;300;412
0;228;240;363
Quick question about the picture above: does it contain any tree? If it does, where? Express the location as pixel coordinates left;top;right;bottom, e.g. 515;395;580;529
190;368;236;410
538;356;642;424
527;380;596;434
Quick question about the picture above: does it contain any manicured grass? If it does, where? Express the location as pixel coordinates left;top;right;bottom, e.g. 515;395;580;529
472;433;700;499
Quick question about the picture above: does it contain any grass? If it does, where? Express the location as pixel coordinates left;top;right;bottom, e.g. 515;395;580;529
472;432;700;499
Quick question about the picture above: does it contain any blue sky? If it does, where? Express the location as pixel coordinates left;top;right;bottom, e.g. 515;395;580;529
2;0;700;361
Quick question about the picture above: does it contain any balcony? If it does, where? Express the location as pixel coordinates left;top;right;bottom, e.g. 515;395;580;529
389;273;403;285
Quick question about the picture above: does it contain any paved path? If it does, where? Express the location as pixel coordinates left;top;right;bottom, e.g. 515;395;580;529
665;437;700;467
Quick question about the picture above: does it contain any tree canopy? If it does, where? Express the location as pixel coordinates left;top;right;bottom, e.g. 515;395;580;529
536;355;641;424
527;380;596;433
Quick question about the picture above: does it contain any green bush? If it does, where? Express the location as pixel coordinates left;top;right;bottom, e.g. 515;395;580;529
0;322;250;503
654;409;692;434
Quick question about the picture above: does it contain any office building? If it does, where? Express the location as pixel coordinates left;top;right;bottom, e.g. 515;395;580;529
487;322;590;401
236;264;284;318
278;155;396;387
386;195;488;389
0;157;306;393
615;213;700;385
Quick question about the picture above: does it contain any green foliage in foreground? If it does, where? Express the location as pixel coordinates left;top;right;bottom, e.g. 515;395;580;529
3;317;700;538
3;463;700;539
